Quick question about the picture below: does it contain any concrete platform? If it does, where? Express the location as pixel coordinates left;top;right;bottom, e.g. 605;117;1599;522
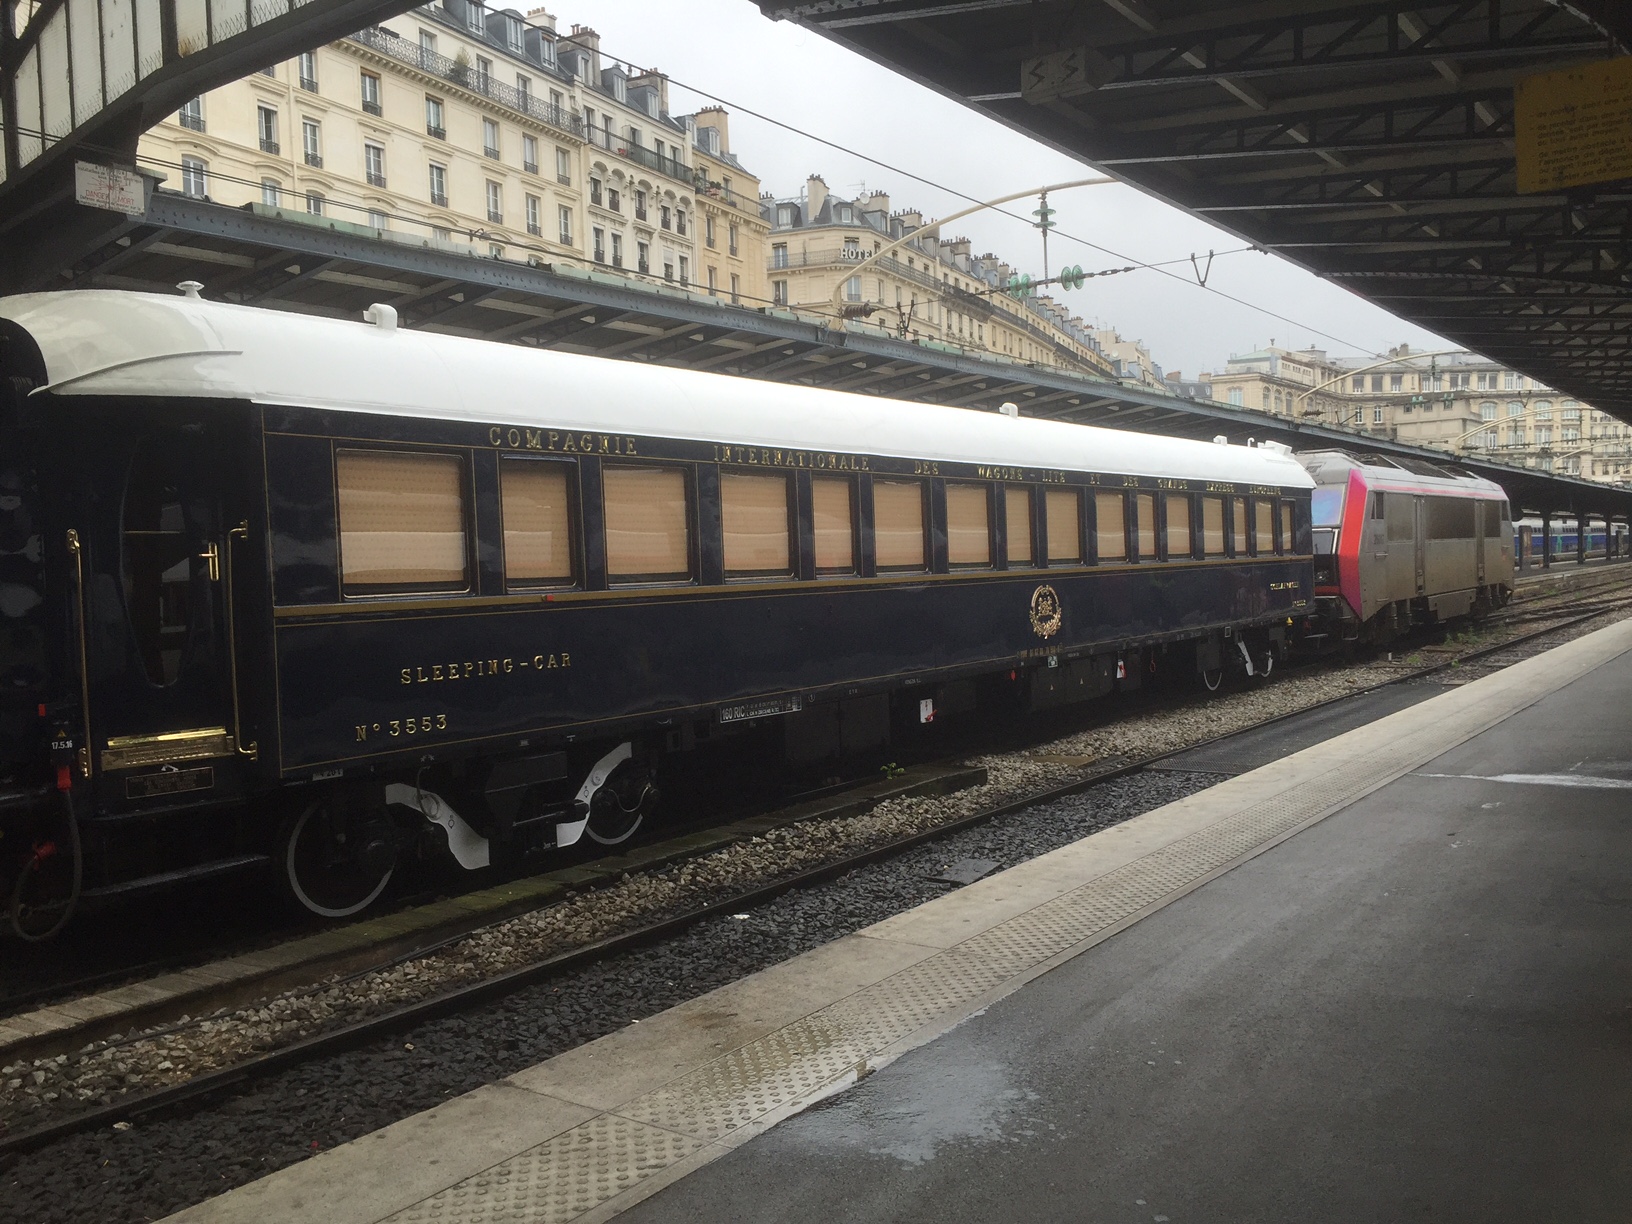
165;617;1632;1224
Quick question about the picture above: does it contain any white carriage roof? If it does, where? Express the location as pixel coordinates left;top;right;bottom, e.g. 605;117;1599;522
0;291;1312;488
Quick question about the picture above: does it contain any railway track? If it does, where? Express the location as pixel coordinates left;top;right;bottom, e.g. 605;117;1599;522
4;587;1628;1160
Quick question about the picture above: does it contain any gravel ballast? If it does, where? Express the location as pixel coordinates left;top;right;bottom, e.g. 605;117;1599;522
0;770;1214;1224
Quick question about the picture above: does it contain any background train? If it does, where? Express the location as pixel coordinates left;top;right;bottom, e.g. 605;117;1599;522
0;290;1318;937
1513;517;1628;568
1301;450;1515;644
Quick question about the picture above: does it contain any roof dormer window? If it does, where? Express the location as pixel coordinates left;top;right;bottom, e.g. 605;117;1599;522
612;74;627;102
465;0;484;31
505;14;523;50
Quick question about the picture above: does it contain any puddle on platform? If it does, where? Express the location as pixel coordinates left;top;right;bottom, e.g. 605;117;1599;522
786;1050;1040;1165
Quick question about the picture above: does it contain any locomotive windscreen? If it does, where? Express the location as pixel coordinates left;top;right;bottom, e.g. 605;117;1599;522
1311;488;1344;527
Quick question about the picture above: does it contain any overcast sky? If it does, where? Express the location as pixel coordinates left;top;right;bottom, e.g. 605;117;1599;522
566;0;1456;378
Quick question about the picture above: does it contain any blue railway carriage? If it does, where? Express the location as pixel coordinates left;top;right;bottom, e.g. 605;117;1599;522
0;290;1314;934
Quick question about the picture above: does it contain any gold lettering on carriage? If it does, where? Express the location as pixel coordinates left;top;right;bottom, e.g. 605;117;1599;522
400;653;573;684
487;426;639;456
713;445;870;471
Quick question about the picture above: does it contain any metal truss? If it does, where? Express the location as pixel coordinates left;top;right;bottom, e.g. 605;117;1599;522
762;0;1632;423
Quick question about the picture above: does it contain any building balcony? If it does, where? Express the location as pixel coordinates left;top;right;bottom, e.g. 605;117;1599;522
180;112;205;132
524;160;538;174
349;26;585;139
488;208;503;223
299;75;318;92
363;99;383;116
304;152;323;168
484;145;499;159
427;124;446;139
430;191;448;207
259;138;279;155
527;222;542;236
367;171;387;188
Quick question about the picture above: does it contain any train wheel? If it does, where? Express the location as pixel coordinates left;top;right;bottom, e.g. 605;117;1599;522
584;765;656;846
280;796;396;919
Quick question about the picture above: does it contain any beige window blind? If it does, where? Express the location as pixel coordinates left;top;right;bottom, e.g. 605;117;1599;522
1136;493;1157;560
1095;492;1126;561
1232;498;1248;555
1281;502;1296;553
946;483;991;567
1166;494;1192;560
812;477;854;574
721;472;791;576
337;449;467;591
1006;488;1033;565
873;479;925;570
1254;499;1274;555
1202;496;1226;557
604;465;690;582
1045;489;1081;564
500;460;573;584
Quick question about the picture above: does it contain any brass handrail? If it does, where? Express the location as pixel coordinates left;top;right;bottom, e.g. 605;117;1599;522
224;522;258;762
64;529;92;780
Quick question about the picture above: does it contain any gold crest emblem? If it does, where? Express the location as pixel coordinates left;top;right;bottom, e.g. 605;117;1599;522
1029;584;1062;639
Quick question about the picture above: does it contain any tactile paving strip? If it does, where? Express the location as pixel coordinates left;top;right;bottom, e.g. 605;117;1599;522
383;725;1462;1223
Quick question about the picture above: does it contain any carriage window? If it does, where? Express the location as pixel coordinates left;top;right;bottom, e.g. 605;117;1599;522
1483;501;1506;539
1370;491;1385;519
1202;497;1226;557
123;447;194;686
604;465;691;583
1281;503;1298;552
337;449;468;594
1253;498;1274;555
1095;492;1126;562
1385;496;1415;542
1428;496;1476;539
946;483;992;567
1135;493;1157;560
1005;488;1033;566
1165;495;1192;560
500;459;573;586
873;479;926;571
1231;498;1248;556
1045;489;1081;564
721;472;791;577
812;477;855;574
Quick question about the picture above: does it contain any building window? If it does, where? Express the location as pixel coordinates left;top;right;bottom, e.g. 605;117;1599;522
505;14;525;51
1504;371;1519;389
1227;387;1244;406
556;147;571;184
946;484;992;568
874;480;926;572
844;276;861;302
559;205;573;245
728;223;739;256
1373;405;1384;424
515;72;530;102
364;142;385;188
1535;399;1552;420
483;118;500;159
589;176;602;206
526;194;541;235
1390;373;1403;392
676;209;688;236
608;187;621;213
522;134;538;174
1508;400;1523;417
465;0;484;31
428;163;447;207
593;226;605;262
499;459;574;587
426;96;445;139
419;29;436;53
180;156;207;198
486;180;503;224
475;55;492;88
301;119;321;167
179;97;204;131
678;255;689;286
337;450;468;594
1350;376;1364;391
705;214;716;248
298;51;317;91
256;105;278;153
604;466;691;583
771;242;789;269
729;273;740;304
305;191;323;216
361;71;382;115
1046;489;1082;564
637;240;650;274
707;266;717;294
773;279;788;306
432;226;452;242
1481;401;1497;421
260;178;281;207
660;204;672;230
721;472;792;577
366;209;388;230
635;189;647;220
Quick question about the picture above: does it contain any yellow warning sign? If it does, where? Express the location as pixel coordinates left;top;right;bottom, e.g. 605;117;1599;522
1515;57;1632;194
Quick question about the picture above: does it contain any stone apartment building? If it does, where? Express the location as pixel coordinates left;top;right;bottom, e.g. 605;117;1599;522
761;177;1116;379
138;2;764;306
1206;344;1632;486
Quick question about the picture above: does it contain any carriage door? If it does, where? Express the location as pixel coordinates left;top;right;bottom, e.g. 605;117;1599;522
1413;497;1427;595
94;415;246;794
